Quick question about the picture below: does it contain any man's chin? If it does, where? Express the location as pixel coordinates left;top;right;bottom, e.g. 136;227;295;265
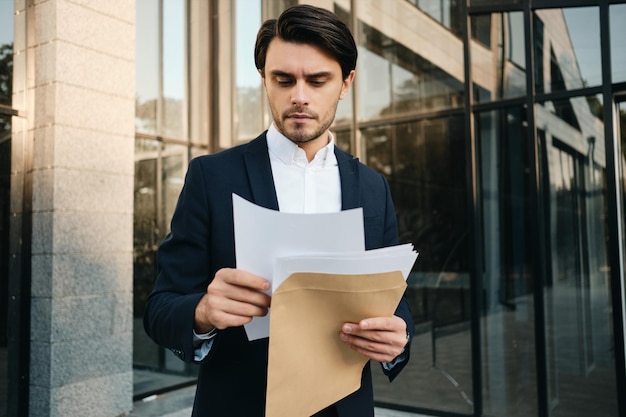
283;128;317;144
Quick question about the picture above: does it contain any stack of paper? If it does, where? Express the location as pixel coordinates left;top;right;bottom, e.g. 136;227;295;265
233;194;418;417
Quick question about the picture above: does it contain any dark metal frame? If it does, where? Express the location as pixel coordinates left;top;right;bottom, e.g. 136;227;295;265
464;1;626;416
600;2;626;417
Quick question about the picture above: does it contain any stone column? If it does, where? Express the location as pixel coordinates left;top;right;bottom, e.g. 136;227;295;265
14;1;136;415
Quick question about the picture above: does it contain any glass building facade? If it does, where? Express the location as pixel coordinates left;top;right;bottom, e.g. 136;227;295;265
1;0;625;416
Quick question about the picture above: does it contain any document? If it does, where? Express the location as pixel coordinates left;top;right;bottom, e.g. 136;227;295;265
233;194;365;340
232;194;419;416
266;246;417;417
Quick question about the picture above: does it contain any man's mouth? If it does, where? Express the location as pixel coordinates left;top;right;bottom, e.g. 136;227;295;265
286;112;314;121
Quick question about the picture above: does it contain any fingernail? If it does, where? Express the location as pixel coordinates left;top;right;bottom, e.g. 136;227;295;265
340;333;348;341
361;321;369;329
343;325;352;333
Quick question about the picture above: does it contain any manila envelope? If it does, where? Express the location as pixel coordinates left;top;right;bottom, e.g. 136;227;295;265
266;271;407;417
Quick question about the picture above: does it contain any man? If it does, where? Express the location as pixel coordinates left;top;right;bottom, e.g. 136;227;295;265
143;4;414;416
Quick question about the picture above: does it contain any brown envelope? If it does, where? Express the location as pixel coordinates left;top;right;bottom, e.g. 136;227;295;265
266;271;407;417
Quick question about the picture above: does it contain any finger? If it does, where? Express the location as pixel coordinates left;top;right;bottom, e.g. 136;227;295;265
358;316;405;332
218;268;270;292
207;284;271;309
339;333;401;362
207;299;269;329
209;309;265;329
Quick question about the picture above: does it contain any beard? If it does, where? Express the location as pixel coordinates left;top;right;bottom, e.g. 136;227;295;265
271;103;338;144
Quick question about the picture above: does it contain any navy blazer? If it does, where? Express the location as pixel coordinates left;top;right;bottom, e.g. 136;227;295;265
143;132;414;417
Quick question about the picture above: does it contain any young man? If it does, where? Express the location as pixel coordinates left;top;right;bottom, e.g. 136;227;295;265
143;5;414;416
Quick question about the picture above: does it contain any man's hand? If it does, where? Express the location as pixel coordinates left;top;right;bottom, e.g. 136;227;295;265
339;316;408;363
194;268;271;333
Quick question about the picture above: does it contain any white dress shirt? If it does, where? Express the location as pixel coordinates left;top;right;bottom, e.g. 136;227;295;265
267;123;341;214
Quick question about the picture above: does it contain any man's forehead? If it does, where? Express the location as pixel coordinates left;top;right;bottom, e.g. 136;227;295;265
264;38;340;73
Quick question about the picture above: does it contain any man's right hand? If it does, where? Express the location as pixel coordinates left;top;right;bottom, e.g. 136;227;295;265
194;268;271;333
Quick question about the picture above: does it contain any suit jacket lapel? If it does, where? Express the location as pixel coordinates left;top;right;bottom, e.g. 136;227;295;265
335;147;361;210
243;133;280;211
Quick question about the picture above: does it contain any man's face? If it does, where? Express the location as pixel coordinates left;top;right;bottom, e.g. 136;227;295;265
262;38;354;146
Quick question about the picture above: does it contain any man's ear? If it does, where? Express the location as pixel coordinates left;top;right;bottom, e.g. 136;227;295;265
339;70;356;100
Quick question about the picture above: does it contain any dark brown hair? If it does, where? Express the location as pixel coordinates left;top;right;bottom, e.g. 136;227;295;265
254;4;357;80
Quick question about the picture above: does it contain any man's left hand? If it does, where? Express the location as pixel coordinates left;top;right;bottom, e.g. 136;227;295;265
339;316;408;363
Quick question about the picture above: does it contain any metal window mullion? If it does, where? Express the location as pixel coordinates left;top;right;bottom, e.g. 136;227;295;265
600;1;626;416
524;1;550;416
463;1;483;415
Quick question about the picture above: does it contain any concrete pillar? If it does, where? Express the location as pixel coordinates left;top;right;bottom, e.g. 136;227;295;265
14;1;136;415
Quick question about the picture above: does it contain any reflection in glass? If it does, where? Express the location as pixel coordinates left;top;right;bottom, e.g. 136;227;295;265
610;4;626;84
366;116;472;415
0;3;11;415
333;3;353;125
618;101;626;333
189;0;210;146
135;0;159;134
0;117;9;417
0;1;13;108
162;0;185;138
161;143;186;233
333;129;350;154
534;8;601;93
133;139;159;371
539;106;617;416
357;19;463;120
235;0;263;141
471;12;525;103
409;0;463;38
478;107;538;417
133;139;197;390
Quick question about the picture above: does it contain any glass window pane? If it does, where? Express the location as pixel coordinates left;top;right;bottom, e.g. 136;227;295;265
333;3;353;125
413;0;463;38
133;138;159;373
472;12;525;103
163;0;185;139
161;143;186;234
334;129;351;154
0;0;13;107
538;97;618;417
618;101;626;342
133;139;197;396
535;7;601;94
357;2;464;121
477;107;539;417
189;0;210;146
235;0;263;141
610;4;626;84
367;115;472;415
136;0;159;134
0;115;10;417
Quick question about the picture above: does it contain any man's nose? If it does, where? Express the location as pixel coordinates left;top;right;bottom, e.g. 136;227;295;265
291;81;309;106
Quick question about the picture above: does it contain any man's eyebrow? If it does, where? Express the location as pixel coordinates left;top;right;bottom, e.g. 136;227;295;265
269;70;293;78
269;70;333;78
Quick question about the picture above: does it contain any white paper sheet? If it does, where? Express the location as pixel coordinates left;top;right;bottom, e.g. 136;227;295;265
233;194;365;340
272;244;418;292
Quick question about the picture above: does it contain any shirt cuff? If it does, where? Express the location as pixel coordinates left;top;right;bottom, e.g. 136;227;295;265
192;328;218;362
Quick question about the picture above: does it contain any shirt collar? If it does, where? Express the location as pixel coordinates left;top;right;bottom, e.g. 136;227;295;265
267;123;336;167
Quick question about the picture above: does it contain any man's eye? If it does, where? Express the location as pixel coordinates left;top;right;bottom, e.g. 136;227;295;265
276;79;294;86
309;80;325;86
